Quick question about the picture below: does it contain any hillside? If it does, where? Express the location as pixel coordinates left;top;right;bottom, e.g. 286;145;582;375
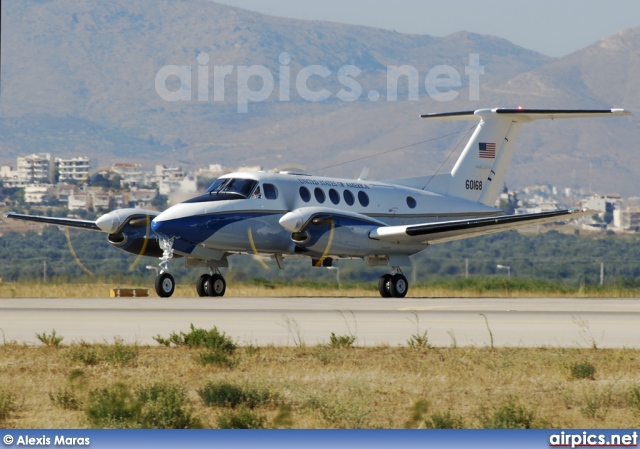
0;0;637;195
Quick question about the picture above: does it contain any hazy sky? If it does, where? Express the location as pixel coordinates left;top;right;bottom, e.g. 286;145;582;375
218;0;639;58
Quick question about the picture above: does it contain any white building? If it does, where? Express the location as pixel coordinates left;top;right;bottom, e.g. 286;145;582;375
0;166;24;187
24;185;53;204
17;153;52;184
68;193;90;211
112;163;144;186
56;156;91;182
613;207;640;232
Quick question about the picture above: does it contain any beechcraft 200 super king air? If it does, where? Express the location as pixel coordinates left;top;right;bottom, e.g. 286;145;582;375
6;108;631;298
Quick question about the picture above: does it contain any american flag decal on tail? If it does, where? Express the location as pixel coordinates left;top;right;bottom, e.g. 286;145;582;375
479;142;496;159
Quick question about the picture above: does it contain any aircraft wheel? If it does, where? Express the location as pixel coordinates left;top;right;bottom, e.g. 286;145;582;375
389;273;408;298
155;272;175;298
378;274;392;298
206;273;226;297
196;274;211;297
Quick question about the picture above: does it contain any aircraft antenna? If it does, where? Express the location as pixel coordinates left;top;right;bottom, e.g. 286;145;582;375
307;126;475;173
422;124;477;190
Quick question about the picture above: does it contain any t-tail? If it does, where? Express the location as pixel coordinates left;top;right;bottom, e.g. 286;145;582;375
414;108;631;206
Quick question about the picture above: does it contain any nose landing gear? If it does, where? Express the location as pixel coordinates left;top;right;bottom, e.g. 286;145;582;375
155;238;176;298
378;268;408;298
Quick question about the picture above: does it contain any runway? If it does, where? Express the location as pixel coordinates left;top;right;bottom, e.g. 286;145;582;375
1;297;639;348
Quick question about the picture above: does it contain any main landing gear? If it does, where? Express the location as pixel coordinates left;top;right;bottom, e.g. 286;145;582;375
196;270;227;297
378;268;408;298
153;238;227;298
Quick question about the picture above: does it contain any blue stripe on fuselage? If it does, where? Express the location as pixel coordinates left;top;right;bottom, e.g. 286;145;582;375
151;212;278;246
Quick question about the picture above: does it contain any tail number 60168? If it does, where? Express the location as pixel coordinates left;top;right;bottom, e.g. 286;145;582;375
465;180;482;190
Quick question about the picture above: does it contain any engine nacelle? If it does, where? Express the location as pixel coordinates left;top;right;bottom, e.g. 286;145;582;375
107;226;163;257
291;214;392;257
97;209;164;257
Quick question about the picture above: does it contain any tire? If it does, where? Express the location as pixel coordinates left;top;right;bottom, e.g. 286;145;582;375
196;274;211;297
389;273;408;298
206;273;226;297
155;272;175;298
378;274;392;298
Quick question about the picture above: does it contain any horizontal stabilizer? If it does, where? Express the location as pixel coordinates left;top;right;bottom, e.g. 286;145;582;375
421;108;632;122
369;209;586;245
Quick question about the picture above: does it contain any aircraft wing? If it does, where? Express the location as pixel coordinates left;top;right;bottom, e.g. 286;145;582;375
4;212;101;231
369;209;585;245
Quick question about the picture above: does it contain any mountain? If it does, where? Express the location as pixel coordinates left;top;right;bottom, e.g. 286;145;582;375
0;0;637;195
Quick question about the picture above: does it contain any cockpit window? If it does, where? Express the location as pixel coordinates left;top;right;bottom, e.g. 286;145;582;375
206;178;258;198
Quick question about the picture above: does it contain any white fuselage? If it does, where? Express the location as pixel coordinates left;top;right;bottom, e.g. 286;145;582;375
150;171;501;262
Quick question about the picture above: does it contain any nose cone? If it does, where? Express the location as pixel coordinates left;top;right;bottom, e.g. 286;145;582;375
96;211;121;233
279;210;305;232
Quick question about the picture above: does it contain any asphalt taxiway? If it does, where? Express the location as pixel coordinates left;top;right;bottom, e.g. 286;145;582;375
0;297;638;348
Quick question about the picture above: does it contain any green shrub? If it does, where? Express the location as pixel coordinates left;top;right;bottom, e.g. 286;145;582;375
426;411;466;429
570;361;596;380
479;400;536;429
329;333;356;348
50;388;81;410
216;408;266;429
630;386;640;413
405;399;429;428
104;340;139;366
198;382;269;409
154;324;236;353
68;345;99;366
67;341;138;367
0;389;15;422
580;388;611;420
86;383;140;428
197;350;236;368
407;331;430;349
86;382;199;429
36;329;64;347
137;383;200;429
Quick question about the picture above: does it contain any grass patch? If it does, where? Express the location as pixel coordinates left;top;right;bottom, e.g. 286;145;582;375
86;382;199;429
67;340;138;366
50;387;81;410
425;410;466;429
216;408;267;429
478;399;537;429
196;350;237;368
86;383;140;428
3;345;640;428
0;389;15;423
154;324;236;353
197;382;271;409
136;383;200;429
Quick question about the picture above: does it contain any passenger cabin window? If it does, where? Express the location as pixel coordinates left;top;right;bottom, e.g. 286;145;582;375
263;183;278;200
358;191;369;207
299;186;311;202
329;188;340;205
406;196;417;209
314;188;326;203
343;190;355;206
206;178;258;198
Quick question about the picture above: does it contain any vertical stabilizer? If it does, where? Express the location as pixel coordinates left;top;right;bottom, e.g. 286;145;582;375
420;108;631;206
